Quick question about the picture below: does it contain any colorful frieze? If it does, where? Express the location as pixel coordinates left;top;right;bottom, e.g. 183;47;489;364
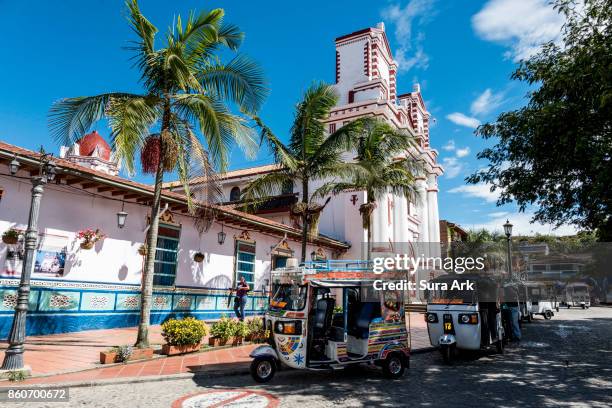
80;292;115;311
39;290;79;311
173;295;194;310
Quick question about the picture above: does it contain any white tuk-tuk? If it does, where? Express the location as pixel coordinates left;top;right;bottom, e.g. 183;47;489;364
426;274;504;364
525;282;556;319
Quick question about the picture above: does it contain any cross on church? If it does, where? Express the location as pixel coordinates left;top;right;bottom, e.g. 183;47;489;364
350;194;358;205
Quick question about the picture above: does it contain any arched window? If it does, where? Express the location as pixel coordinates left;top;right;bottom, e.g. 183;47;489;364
229;186;241;202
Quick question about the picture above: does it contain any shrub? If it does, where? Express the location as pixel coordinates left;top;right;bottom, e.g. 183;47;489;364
246;317;264;336
112;345;133;362
161;317;208;346
210;316;235;341
233;319;250;338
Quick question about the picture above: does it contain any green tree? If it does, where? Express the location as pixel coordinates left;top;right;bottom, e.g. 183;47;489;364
468;0;612;240
49;0;266;347
312;119;421;259
242;83;364;261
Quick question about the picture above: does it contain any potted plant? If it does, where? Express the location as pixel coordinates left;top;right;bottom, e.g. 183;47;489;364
161;317;208;355
193;251;205;263
138;244;147;256
245;317;267;342
77;228;105;250
232;319;249;346
2;228;20;245
209;316;234;346
99;345;153;364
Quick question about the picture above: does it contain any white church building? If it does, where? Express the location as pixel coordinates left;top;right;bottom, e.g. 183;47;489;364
0;23;442;337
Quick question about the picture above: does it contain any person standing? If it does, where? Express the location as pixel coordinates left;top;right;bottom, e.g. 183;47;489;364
233;276;249;321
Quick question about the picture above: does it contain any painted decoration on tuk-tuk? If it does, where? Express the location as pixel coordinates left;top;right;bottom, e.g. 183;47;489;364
276;335;306;367
367;320;409;359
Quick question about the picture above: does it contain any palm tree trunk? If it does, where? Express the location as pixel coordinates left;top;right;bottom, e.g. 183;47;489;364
135;106;169;348
300;179;309;263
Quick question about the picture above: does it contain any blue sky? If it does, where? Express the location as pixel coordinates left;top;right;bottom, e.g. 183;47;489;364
0;0;576;235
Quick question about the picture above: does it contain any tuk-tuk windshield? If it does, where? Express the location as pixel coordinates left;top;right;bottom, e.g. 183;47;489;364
270;284;307;311
427;280;476;304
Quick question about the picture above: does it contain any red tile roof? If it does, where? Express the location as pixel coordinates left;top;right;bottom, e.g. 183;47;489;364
0;141;348;250
162;163;281;189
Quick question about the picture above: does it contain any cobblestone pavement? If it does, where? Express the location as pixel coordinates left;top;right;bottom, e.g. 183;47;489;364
3;307;611;407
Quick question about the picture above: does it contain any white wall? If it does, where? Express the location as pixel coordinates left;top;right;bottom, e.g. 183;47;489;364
0;168;327;290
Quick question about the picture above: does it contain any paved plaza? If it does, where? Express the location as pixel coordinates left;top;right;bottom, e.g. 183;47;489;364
1;307;610;407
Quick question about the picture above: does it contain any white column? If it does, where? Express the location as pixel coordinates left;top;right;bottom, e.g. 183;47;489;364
372;190;391;252
393;193;409;248
416;180;429;257
427;174;441;257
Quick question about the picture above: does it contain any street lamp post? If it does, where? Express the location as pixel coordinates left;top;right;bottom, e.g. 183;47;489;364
1;150;56;374
503;219;513;281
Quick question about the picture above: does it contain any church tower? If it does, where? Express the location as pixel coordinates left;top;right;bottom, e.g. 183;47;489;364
319;23;443;256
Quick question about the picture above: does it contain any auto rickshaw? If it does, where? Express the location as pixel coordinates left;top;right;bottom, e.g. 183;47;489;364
563;282;591;309
425;274;504;364
249;266;410;382
507;282;533;322
525;281;555;319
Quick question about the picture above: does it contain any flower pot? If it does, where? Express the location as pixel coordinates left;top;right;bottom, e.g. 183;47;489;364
161;343;201;356
138;246;147;256
231;336;243;346
208;337;228;347
99;347;154;364
80;241;94;250
2;236;18;245
99;351;117;364
193;253;205;263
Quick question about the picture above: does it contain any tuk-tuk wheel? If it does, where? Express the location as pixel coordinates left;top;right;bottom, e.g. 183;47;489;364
382;353;406;379
544;311;552;320
250;357;276;383
441;346;454;365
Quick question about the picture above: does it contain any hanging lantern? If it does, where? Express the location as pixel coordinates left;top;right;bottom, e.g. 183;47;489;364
116;201;128;229
218;224;226;245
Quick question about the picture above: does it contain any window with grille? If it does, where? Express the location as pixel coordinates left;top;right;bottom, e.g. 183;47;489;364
153;224;180;286
235;241;255;286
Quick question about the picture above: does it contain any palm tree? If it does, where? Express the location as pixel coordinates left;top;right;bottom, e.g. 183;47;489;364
49;0;267;348
242;83;365;261
312;119;422;259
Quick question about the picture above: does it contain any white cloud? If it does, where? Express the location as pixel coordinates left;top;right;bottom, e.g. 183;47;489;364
446;112;481;129
470;88;504;116
442;157;462;179
472;0;565;61
449;183;500;203
455;147;470;158
442;140;456;151
381;0;436;72
469;212;578;236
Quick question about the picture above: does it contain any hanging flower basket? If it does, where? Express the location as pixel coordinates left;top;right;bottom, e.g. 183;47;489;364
77;228;105;250
193;252;205;263
80;241;95;250
138;244;148;256
2;229;19;245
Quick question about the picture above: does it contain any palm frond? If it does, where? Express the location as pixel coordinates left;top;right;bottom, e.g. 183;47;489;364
240;171;294;210
107;95;161;174
251;116;299;171
48;93;141;145
199;54;267;114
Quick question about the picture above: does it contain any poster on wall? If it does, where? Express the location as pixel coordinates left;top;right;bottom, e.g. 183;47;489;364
2;233;68;277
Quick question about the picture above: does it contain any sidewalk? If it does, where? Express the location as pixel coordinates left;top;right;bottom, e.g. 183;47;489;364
0;326;165;376
0;314;431;386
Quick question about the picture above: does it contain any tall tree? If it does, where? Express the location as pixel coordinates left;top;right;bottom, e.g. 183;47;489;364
49;0;266;347
312;119;422;259
468;0;612;240
242;83;364;261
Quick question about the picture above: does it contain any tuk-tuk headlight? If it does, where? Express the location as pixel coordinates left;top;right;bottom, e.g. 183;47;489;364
274;320;302;335
459;313;478;324
426;313;438;323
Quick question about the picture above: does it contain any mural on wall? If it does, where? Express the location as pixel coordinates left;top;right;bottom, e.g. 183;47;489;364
2;233;68;277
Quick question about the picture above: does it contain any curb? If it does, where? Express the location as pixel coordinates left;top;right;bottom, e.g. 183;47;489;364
0;367;251;390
